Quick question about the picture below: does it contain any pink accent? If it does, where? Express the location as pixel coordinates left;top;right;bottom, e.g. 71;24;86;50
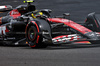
85;19;87;22
31;21;39;32
5;27;9;32
31;21;40;43
30;45;36;47
9;9;21;19
53;35;68;39
5;6;7;8
95;20;99;27
47;18;92;34
36;35;40;43
97;32;100;34
75;41;90;44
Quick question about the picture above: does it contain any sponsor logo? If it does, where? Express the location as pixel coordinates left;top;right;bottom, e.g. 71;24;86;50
43;38;48;42
61;19;69;22
0;26;6;35
89;33;95;36
42;31;49;34
11;11;19;15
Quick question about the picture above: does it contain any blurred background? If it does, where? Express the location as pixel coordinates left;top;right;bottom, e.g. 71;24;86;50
0;0;100;22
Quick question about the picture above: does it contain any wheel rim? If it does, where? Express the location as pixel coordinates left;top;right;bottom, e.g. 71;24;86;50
28;28;36;41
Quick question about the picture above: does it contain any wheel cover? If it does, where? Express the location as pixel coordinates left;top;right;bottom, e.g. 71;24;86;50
28;28;36;41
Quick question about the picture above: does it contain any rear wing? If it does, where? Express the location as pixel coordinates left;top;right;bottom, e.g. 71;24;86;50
0;5;12;12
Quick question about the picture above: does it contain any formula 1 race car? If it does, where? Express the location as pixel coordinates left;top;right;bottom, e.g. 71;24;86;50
0;0;100;48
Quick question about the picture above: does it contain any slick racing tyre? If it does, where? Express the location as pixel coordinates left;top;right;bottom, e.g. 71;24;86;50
27;26;47;48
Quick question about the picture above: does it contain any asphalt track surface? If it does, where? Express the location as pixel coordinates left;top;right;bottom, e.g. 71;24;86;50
0;0;100;66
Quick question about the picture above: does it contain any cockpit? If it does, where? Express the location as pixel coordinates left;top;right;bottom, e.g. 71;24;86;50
16;5;36;14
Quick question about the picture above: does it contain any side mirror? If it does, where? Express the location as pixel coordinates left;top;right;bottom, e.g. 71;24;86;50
40;9;52;13
63;13;70;16
40;9;52;17
63;13;70;19
0;5;12;12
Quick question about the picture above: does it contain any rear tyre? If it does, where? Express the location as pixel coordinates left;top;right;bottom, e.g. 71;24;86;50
27;26;47;48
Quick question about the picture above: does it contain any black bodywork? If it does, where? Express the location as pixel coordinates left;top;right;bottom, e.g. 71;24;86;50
0;2;100;48
0;4;52;46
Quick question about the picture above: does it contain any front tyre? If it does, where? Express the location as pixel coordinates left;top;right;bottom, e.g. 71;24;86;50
27;26;47;48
